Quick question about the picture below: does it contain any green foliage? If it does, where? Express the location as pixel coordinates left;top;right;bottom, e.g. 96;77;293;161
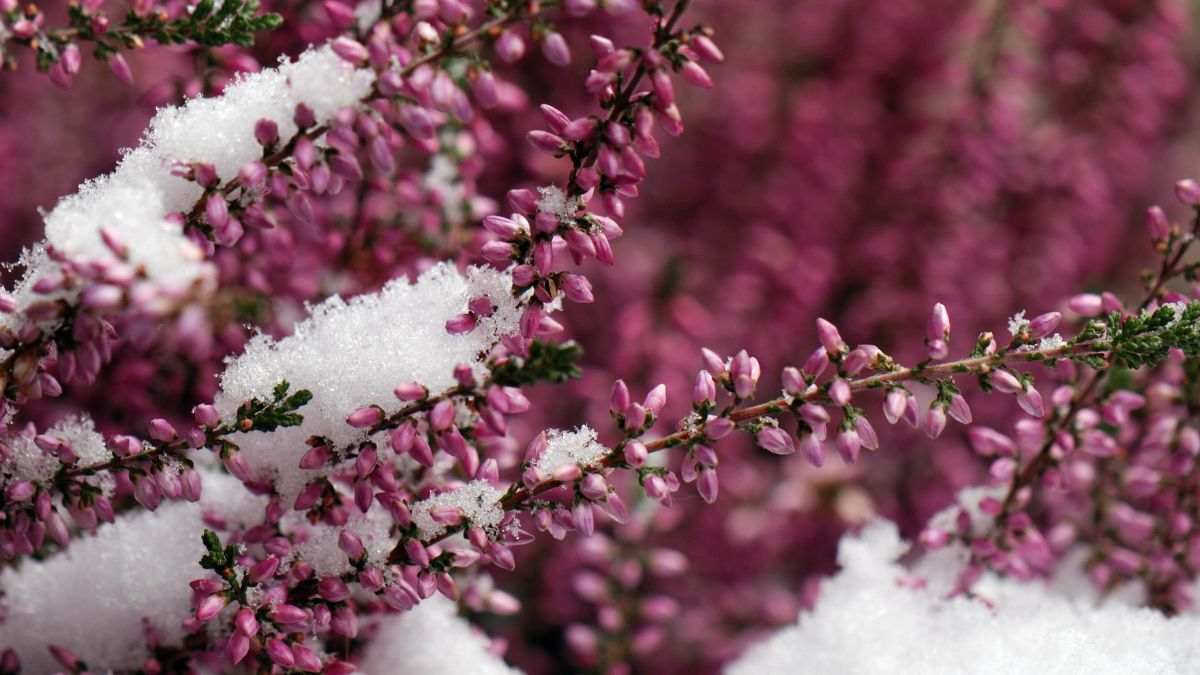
1109;303;1200;368
199;529;239;571
490;340;583;386
234;380;313;432
34;0;282;69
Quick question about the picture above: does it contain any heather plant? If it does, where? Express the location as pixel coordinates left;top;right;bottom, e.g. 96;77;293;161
2;1;1200;674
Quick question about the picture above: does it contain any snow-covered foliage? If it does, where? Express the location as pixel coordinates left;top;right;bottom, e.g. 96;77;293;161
215;263;521;498
0;472;263;672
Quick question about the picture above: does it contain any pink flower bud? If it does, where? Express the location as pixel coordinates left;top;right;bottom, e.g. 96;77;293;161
331;36;370;65
835;428;861;463
346;406;383;428
697;468;719;503
1177;179;1200;206
148;418;176;442
1147;205;1170;241
947;393;973;424
924;406;947;439
693;370;717;406
829;378;851;406
394;382;427;401
681;61;713;88
624;441;648;467
254;118;279;147
496;29;526;63
815;318;846;355
883;389;907;424
542;31;571;66
1028;311;1062;338
799;434;824;466
1068;293;1104;317
562;274;595;303
643;384;667;415
756;427;795;455
611;380;632;415
299;444;331;470
195;593;226;622
192;403;220;427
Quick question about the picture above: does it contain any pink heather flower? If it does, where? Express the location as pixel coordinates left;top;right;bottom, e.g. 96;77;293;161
842;348;871;376
692;34;724;62
430;399;456;431
148;418;176;442
925;405;947;438
799;434;824;466
299;444;332;469
835;428;861;463
193;403;220;427
643;474;669;502
681;61;714;88
829;378;851;406
693;370;717;406
394;383;427;401
705;416;734;439
947;393;973;424
1028;311;1062;338
108;53;133;84
756;427;795;455
1017;386;1045;418
1176;178;1200;206
990;369;1024;394
643;383;668;415
346;406;383;428
815;318;847;355
1068;293;1104;317
195;594;226;622
611;380;632;415
495;29;525;63
542;31;571;65
697;468;719;503
883;388;908;424
969;426;1017;457
331;37;370;65
854;416;879;450
1147;206;1171;241
781;366;805;396
563;274;595;303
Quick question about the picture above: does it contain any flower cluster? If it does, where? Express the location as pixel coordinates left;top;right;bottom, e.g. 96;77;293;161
4;1;1200;673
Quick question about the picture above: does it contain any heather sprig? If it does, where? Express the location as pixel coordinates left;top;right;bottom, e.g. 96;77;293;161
0;0;282;86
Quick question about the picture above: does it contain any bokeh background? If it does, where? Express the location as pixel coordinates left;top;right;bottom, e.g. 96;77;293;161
3;0;1200;672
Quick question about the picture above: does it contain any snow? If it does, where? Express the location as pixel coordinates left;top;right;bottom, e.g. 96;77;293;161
726;520;1200;675
357;596;521;674
0;471;264;672
533;426;607;477
411;480;506;540
214;263;521;499
1;415;111;483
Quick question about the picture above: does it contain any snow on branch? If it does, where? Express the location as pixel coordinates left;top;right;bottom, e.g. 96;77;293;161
0;472;264;672
4;47;373;325
214;263;520;497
